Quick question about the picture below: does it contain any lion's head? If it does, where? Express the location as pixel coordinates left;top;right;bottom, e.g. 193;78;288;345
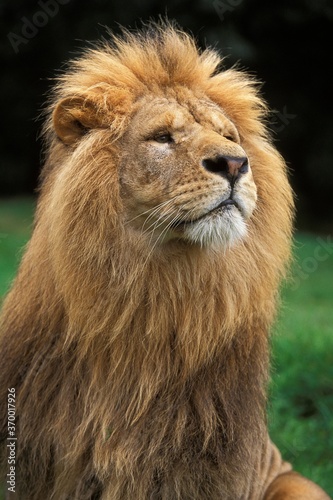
47;24;291;259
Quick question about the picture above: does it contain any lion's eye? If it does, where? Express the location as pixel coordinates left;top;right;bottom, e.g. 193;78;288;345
224;135;236;142
152;133;174;144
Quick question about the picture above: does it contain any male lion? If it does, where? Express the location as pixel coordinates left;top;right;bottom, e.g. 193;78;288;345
0;23;330;499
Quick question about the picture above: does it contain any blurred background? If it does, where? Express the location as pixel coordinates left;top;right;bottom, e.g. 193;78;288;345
0;0;332;497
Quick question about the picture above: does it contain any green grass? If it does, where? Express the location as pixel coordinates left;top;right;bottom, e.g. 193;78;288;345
0;197;36;297
269;234;333;494
0;198;332;496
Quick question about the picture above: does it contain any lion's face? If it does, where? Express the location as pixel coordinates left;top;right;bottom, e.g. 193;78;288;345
118;91;257;248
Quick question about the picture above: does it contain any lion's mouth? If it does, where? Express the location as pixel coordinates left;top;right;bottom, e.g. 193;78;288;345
172;198;241;228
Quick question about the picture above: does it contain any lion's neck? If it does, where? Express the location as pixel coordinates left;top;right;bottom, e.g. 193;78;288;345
64;240;270;435
72;247;270;494
69;241;269;366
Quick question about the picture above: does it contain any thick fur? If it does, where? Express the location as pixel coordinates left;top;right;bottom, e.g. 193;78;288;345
0;23;330;499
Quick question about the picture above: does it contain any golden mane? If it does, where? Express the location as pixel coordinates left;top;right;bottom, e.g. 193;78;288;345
2;22;328;500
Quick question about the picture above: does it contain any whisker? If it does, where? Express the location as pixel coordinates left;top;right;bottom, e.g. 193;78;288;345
142;204;180;239
142;199;179;231
152;209;183;249
142;208;182;268
125;196;180;226
125;184;225;226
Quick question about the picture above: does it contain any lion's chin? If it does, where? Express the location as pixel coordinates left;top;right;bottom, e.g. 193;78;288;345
181;207;248;249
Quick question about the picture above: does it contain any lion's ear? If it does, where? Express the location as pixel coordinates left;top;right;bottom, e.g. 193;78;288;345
53;96;105;145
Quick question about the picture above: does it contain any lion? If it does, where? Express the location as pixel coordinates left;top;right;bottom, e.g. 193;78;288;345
0;22;330;499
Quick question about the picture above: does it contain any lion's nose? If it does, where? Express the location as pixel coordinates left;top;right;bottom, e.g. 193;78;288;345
202;155;249;182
